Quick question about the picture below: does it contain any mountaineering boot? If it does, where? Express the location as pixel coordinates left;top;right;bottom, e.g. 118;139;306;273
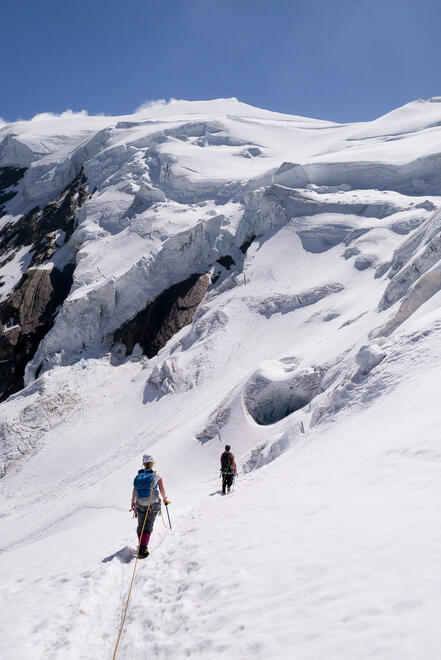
227;486;231;493
139;546;149;558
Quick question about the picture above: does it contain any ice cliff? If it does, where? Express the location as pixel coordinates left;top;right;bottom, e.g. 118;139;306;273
1;97;441;469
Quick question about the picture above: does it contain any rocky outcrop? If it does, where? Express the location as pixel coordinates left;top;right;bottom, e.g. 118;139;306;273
0;166;26;217
0;265;74;400
0;169;88;400
114;273;211;359
0;168;87;268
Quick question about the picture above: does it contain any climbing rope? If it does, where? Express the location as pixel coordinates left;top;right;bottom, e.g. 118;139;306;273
112;473;156;660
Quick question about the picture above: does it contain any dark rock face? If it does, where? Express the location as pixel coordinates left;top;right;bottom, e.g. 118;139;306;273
0;168;87;269
0;169;88;401
115;273;211;358
0;166;27;217
0;264;74;400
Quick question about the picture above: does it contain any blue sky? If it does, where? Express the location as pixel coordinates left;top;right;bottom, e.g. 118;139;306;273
1;0;440;123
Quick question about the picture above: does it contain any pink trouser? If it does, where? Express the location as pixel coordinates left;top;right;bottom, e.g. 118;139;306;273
139;532;151;547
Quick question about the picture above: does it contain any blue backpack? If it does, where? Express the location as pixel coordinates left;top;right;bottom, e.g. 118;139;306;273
134;470;157;499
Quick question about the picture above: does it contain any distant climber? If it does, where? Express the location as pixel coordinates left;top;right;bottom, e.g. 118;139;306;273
220;444;237;495
131;454;170;558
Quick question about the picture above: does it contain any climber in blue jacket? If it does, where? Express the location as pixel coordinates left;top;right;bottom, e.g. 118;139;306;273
131;454;170;558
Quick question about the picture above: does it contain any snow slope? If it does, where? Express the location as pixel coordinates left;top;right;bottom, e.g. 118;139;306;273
1;97;441;659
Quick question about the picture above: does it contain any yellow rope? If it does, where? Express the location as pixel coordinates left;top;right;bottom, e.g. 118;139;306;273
112;472;156;660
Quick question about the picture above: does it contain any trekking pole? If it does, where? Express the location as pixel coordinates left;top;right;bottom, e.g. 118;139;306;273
165;503;172;530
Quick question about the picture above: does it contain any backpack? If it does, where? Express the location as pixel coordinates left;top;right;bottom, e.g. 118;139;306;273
134;470;157;499
221;451;233;472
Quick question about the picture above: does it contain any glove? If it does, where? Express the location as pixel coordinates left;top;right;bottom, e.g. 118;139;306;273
163;498;171;505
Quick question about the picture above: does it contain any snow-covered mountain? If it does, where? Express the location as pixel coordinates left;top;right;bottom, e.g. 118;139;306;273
1;97;441;659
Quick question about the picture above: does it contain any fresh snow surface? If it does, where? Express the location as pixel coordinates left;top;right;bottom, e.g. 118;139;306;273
1;97;441;659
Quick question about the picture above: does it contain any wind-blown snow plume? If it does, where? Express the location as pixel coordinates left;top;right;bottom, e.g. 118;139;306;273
134;98;170;113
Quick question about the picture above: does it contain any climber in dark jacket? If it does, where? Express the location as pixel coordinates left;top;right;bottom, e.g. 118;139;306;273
220;444;237;495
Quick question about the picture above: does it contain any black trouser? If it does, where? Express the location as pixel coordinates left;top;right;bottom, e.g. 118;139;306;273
136;500;160;536
222;472;234;494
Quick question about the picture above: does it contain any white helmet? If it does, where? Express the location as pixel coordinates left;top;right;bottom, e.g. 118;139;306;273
143;454;154;463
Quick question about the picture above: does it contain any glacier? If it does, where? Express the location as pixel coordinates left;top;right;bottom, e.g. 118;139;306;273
0;97;441;659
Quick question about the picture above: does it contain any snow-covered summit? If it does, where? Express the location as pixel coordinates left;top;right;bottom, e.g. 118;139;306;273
134;96;316;120
1;97;441;659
